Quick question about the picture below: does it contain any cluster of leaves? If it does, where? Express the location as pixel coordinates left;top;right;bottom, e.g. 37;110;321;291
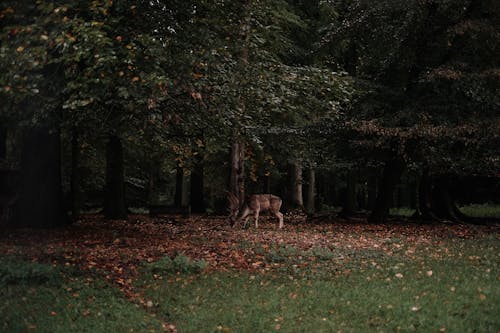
0;0;355;188
317;0;500;175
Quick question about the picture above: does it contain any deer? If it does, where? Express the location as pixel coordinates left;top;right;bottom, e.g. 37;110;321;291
227;192;284;229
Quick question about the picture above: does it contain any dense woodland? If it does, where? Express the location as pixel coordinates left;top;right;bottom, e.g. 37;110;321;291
0;0;499;228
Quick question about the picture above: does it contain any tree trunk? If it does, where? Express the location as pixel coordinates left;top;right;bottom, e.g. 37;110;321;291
264;174;271;194
369;159;405;223
305;167;316;214
229;142;245;202
190;153;205;213
430;177;468;223
104;135;127;219
70;128;82;222
287;161;304;209
415;169;437;220
9;127;68;228
227;1;251;204
0;126;6;159
341;169;358;215
174;164;186;208
416;172;471;223
147;160;160;205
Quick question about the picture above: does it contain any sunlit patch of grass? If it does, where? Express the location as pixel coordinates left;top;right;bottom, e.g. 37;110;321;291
137;238;499;333
0;258;164;333
389;207;415;217
460;204;500;218
389;204;500;218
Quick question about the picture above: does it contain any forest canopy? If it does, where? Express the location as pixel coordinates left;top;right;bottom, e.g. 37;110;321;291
0;0;499;227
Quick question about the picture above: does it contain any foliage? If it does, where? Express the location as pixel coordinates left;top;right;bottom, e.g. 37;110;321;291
0;1;166;132
317;0;500;175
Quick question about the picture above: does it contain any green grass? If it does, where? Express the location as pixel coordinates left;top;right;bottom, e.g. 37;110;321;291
1;237;498;333
0;259;164;333
460;204;500;218
389;207;415;217
137;238;499;333
144;254;207;275
390;204;500;218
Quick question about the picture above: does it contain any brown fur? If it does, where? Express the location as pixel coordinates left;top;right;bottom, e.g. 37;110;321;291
228;193;284;229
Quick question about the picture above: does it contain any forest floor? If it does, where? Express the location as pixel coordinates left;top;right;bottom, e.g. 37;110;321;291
1;214;499;332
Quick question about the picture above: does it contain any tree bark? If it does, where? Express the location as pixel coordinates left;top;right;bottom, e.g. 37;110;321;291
341;169;358;215
174;164;186;208
0;126;6;159
369;159;405;223
430;176;469;223
305;167;316;214
415;169;437;220
190;153;205;213
147;160;160;205
70;128;82;222
264;174;271;194
9;127;68;228
227;0;251;204
104;135;127;219
287;161;304;209
229;142;245;202
415;172;472;223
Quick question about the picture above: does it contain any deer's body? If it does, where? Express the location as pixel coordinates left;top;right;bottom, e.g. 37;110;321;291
228;193;284;229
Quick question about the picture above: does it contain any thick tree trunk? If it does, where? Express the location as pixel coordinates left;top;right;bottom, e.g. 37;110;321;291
190;153;205;213
104;135;127;219
287;161;304;209
0;126;6;159
9;127;68;228
341;169;358;215
415;169;438;220
305;167;316;214
174;164;186;208
429;176;469;223
415;171;468;222
227;1;251;204
70;128;82;222
369;159;405;223
229;142;245;202
409;178;417;209
147;161;160;205
264;174;271;194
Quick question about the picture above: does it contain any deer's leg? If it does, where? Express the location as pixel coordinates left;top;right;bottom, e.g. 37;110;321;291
276;212;284;229
254;211;260;228
242;216;250;228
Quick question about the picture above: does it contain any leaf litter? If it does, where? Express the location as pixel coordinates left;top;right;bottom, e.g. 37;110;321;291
0;213;498;331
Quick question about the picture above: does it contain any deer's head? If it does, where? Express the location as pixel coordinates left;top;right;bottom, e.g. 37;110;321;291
227;192;241;227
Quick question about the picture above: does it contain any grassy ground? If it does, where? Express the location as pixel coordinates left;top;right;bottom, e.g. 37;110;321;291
0;258;165;333
137;238;499;333
1;215;499;332
460;204;500;219
390;204;500;218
